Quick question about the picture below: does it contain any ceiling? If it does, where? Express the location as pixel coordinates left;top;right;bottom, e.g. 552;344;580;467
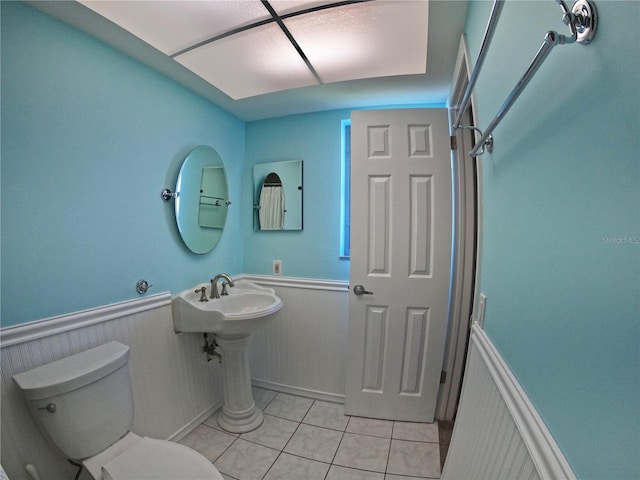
27;0;469;121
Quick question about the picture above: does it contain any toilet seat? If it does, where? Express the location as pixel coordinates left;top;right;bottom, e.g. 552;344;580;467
101;437;222;480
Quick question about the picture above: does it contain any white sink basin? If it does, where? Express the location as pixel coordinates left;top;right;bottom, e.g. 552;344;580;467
173;280;282;335
173;279;282;433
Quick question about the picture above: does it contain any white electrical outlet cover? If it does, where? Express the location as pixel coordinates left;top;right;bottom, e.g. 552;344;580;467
273;260;282;276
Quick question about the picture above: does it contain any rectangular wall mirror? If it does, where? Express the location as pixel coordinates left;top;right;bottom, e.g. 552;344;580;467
253;160;303;231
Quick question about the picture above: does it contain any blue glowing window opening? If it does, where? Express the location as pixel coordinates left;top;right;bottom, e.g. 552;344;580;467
340;120;351;259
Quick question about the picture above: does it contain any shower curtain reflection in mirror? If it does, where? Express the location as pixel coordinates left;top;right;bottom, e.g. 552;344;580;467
253;160;303;231
259;172;285;230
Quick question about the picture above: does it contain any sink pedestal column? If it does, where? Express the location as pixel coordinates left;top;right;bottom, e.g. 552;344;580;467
215;333;263;433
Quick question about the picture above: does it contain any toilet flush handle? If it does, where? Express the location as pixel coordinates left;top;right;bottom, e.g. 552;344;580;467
38;403;57;413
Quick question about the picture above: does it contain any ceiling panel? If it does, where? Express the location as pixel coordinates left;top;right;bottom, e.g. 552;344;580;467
269;0;344;15
79;0;271;55
35;0;468;120
77;0;431;100
284;1;429;84
175;22;320;99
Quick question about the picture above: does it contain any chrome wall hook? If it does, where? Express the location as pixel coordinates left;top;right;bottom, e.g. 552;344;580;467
136;279;152;294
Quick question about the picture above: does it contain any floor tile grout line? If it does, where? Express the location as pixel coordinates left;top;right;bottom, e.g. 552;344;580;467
384;421;396;475
235;434;287;453
279;412;305;454
260;448;284;480
258;389;280;412
275;450;332;465
191;421;240;466
257;393;302;480
212;434;240;473
261;398;331;480
330;413;361;470
256;397;311;479
262;392;315;424
301;397;315;422
345;429;394;440
327;424;347;467
391;437;442;445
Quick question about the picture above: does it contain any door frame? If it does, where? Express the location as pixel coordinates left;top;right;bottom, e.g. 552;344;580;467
435;35;482;420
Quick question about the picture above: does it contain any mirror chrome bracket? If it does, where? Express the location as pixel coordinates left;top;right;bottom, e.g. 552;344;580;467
161;188;179;201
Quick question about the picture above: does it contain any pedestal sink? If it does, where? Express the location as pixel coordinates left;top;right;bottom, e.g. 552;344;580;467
173;280;282;433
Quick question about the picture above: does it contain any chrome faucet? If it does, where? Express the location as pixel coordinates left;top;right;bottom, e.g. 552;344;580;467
210;273;235;299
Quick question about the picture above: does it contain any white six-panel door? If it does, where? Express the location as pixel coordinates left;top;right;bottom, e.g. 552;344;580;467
345;109;452;422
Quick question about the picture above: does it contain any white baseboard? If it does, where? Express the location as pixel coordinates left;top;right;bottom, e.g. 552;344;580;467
168;401;222;442
252;379;345;404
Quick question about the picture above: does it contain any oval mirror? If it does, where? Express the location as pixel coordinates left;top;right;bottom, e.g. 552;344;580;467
174;146;229;254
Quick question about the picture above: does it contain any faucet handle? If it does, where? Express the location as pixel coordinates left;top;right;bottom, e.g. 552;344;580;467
195;287;208;302
221;282;229;296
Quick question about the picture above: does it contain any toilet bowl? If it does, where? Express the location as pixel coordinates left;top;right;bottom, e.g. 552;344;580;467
85;432;221;480
13;341;222;480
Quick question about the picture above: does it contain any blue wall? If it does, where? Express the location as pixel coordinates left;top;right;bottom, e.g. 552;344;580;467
1;2;246;326
465;1;639;478
242;104;443;279
243;110;351;280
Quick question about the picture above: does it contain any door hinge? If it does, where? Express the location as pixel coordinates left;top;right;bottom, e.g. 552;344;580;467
440;371;447;384
450;135;457;150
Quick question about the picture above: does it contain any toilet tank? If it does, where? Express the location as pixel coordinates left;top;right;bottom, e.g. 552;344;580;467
13;341;134;460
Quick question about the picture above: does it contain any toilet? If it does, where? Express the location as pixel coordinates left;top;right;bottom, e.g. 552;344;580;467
13;341;223;480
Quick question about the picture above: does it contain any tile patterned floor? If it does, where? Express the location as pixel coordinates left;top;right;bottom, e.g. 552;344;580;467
178;387;441;480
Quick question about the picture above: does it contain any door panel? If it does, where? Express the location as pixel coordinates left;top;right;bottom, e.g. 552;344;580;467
362;305;388;392
410;175;434;276
345;109;452;422
368;175;391;275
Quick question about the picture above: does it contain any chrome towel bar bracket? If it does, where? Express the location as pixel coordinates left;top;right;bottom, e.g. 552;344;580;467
454;0;597;157
457;126;494;156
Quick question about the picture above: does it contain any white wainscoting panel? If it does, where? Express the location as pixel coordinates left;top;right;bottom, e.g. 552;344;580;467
245;275;350;403
442;324;576;480
1;293;221;480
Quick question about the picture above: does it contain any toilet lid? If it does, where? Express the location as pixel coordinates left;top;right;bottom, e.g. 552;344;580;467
102;437;223;480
